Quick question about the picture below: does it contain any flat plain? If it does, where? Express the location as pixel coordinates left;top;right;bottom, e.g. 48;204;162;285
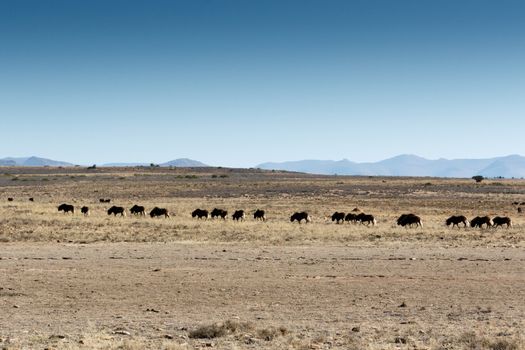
0;167;523;349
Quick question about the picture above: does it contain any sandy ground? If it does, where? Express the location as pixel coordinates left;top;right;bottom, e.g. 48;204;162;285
1;241;523;349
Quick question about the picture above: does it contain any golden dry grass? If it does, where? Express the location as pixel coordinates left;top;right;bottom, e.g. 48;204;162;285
0;167;523;349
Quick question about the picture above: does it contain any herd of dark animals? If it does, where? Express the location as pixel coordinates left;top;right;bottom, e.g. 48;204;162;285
6;197;518;228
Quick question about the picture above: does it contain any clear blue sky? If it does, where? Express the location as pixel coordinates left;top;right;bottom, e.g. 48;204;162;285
1;0;524;167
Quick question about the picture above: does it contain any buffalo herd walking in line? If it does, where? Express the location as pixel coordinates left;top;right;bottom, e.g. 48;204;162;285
5;197;516;229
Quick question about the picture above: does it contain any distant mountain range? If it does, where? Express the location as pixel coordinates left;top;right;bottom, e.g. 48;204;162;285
0;156;208;168
257;154;525;178
0;156;74;167
3;154;525;178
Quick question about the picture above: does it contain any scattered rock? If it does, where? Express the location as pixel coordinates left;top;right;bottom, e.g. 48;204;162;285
399;302;407;308
113;330;131;336
394;336;407;344
351;326;360;332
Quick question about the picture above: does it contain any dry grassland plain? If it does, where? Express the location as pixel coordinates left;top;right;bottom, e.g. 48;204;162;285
0;167;523;349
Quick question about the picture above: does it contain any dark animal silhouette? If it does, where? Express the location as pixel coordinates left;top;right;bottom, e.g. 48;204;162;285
81;206;90;216
331;212;345;224
253;209;266;221
29;198;34;202
521;202;525;206
290;212;311;223
108;206;126;216
397;213;423;228
232;210;246;221
192;209;209;219
7;198;13;202
211;208;228;219
356;213;376;226
100;199;111;203
130;205;146;216
344;213;358;223
492;216;512;228
58;203;74;214
518;207;522;214
512;201;519;205
470;216;493;228
446;215;469;228
150;207;170;218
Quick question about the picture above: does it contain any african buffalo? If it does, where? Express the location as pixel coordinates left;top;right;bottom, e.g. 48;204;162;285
81;206;90;216
331;212;345;224
446;215;469;228
150;207;170;218
232;210;246;221
29;198;34;202
7;198;13;202
492;216;512;228
58;203;74;214
254;209;266;221
518;207;522;214
211;208;228;219
291;212;311;223
192;208;209;219
397;213;423;228
470;216;493;228
108;206;126;216
100;199;111;203
130;205;146;216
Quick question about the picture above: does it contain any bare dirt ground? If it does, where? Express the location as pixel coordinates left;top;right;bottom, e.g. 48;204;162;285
0;167;524;349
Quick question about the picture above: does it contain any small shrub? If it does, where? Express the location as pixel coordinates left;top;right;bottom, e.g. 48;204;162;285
189;324;226;339
472;175;484;183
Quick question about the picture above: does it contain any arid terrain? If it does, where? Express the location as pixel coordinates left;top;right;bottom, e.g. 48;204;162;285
0;167;523;349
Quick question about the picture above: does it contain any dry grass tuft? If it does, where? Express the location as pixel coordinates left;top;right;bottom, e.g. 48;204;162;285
455;332;521;350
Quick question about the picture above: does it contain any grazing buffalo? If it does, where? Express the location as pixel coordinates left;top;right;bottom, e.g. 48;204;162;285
446;215;469;228
521;202;525;206
192;208;209;219
100;199;111;203
29;198;34;202
211;208;228;219
232;210;246;221
253;209;266;221
290;212;311;223
492;216;512;228
470;216;493;228
150;207;170;218
108;206;126;216
397;213;423;228
130;205;146;216
356;213;376;226
81;206;90;216
512;201;520;205
7;198;13;202
331;212;345;224
344;213;358;223
518;207;522;214
58;203;74;214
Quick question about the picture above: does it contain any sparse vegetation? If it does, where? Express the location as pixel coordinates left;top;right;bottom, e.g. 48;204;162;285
0;167;523;349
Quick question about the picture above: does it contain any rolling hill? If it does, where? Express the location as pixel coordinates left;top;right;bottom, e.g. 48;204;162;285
257;155;525;178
